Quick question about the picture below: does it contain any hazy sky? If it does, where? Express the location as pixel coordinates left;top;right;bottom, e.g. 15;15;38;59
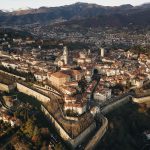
0;0;150;10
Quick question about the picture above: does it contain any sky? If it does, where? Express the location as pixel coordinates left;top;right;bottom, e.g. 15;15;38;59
0;0;150;11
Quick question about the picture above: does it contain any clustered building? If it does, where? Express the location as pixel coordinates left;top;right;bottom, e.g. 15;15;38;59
0;43;150;117
0;34;150;148
1;47;150;106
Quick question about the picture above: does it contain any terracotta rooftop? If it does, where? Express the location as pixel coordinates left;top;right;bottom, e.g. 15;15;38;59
51;71;70;78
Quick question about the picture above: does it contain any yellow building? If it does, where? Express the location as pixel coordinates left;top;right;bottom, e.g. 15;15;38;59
49;71;71;88
49;69;82;89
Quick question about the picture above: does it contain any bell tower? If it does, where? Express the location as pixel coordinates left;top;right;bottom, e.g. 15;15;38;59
63;46;68;65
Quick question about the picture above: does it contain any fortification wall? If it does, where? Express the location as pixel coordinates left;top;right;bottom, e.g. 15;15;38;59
133;96;150;103
17;83;50;103
101;96;130;114
17;82;96;149
70;122;96;147
41;105;71;140
0;83;10;92
85;115;108;150
41;104;96;149
0;70;26;81
0;83;16;92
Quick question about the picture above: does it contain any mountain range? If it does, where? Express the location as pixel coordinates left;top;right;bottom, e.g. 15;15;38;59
0;2;150;27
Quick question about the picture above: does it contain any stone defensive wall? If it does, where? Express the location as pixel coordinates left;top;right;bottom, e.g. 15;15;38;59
133;90;150;104
85;95;131;150
85;114;108;150
132;96;150;104
0;70;26;81
16;82;96;149
101;95;131;115
41;105;96;149
0;82;16;92
84;92;150;149
17;82;51;103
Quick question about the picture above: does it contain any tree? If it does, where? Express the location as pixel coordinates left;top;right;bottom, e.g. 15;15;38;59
33;126;40;136
22;118;34;138
55;143;63;150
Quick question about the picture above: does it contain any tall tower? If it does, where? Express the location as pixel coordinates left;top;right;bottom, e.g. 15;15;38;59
100;48;105;57
88;49;91;55
63;46;68;65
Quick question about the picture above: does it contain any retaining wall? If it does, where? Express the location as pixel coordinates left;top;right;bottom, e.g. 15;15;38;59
17;82;50;103
0;83;16;92
17;82;96;149
101;96;131;115
85;115;108;150
133;96;150;103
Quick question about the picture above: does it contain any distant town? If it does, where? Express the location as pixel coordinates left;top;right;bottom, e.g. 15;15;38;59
3;25;150;49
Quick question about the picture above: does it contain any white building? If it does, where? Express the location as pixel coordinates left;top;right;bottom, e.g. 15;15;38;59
131;78;144;88
64;103;87;115
34;72;47;82
60;86;76;95
94;86;111;101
